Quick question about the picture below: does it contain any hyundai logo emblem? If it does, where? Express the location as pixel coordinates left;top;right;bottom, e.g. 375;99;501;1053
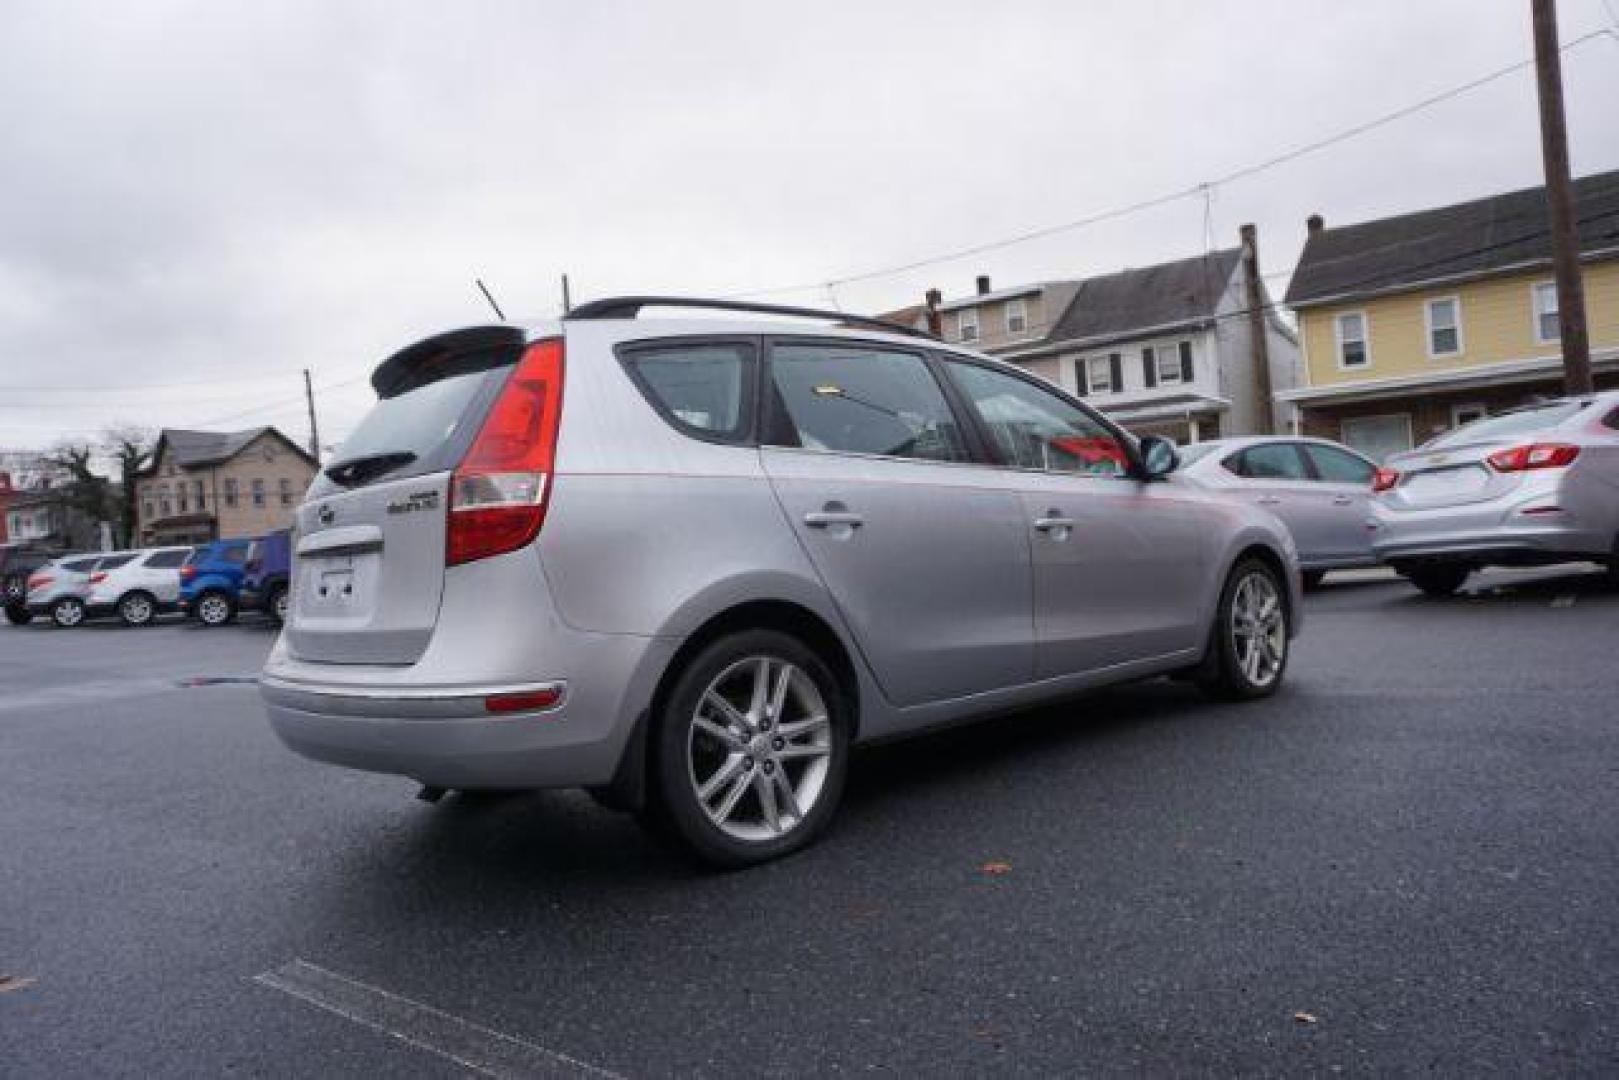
318;505;335;526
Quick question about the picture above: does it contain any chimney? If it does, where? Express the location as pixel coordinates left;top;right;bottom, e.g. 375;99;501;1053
924;288;943;336
1307;213;1324;236
975;274;991;296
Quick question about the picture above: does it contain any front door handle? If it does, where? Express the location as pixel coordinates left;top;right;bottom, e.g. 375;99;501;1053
1033;514;1076;531
1256;495;1283;506
804;509;865;528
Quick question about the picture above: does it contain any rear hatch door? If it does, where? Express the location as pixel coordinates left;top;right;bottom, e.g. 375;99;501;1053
285;326;526;665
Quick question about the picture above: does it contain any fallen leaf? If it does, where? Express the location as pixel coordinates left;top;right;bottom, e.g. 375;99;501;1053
1293;1010;1318;1024
982;861;1012;876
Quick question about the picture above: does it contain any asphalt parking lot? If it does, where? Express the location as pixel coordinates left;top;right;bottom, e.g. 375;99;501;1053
3;567;1617;1076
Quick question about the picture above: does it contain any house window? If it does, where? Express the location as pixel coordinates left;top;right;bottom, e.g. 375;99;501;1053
957;308;979;342
177;486;188;513
158;484;171;516
1156;344;1184;385
1087;355;1117;395
224;478;238;508
1005;299;1027;335
143;500;154;520
1426;297;1462;357
1533;282;1559;343
1451;403;1487;429
279;478;294;506
251;479;265;507
193;479;206;510
1336;312;1369;369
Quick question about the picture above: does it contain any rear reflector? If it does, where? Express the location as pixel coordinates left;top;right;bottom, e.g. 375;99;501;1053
484;686;564;713
447;338;565;566
1487;443;1580;472
1372;468;1400;492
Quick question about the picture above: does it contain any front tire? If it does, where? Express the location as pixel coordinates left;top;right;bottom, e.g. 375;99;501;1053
119;591;157;627
648;629;850;869
1403;564;1470;598
52;597;86;629
4;602;31;626
1196;558;1290;701
195;590;236;627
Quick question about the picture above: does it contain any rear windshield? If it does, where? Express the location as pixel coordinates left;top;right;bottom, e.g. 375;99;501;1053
312;342;519;494
1426;401;1588;448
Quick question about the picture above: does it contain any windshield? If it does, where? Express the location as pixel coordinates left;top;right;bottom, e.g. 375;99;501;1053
1425;401;1588;448
1173;443;1222;469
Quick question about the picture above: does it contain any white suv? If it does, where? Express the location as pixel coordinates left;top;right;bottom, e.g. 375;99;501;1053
85;547;194;626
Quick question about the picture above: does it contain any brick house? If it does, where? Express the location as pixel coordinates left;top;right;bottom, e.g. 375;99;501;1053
135;427;318;544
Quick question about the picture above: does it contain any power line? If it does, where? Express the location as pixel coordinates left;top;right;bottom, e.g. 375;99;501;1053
722;27;1611;301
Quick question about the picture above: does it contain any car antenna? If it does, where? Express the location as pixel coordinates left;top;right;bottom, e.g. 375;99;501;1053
474;278;507;321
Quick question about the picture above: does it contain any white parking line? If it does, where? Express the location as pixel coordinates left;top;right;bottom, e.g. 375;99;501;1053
252;959;621;1079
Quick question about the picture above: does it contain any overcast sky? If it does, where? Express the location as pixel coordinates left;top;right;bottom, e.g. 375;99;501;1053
2;0;1617;457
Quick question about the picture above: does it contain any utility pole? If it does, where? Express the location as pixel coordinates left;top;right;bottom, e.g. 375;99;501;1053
1531;0;1592;394
302;368;322;465
1239;223;1275;435
561;273;573;315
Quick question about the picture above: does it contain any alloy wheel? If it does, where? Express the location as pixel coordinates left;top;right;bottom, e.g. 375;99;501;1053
198;594;231;626
272;589;289;624
686;655;834;843
1228;570;1286;688
121;594;154;626
53;599;84;628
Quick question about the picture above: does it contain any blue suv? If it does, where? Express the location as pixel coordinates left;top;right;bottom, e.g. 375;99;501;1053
179;538;254;627
241;529;291;626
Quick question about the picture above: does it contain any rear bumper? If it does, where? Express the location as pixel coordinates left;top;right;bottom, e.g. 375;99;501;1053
1372;521;1608;564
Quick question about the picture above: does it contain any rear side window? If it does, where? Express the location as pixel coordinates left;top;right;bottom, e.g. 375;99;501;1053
620;341;754;441
766;342;968;463
96;554;137;570
1229;443;1310;480
1302;444;1375;484
144;550;190;569
62;557;101;572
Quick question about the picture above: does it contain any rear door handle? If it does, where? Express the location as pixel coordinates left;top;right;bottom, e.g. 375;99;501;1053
1332;495;1355;506
1033;515;1076;531
804;510;865;528
1256;495;1283;506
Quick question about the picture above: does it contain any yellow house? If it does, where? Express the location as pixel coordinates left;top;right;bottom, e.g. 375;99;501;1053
1279;170;1619;461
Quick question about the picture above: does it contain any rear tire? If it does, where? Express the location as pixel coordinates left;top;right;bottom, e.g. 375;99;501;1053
52;597;85;629
1196;558;1291;701
266;584;289;626
1403;564;1470;598
119;591;157;627
4;602;31;626
195;590;236;627
647;629;849;869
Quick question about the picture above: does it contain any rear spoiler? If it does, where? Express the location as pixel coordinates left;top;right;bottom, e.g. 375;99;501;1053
370;325;528;398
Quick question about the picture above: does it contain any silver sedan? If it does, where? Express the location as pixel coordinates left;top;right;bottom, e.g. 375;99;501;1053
1175;437;1379;586
1370;392;1619;596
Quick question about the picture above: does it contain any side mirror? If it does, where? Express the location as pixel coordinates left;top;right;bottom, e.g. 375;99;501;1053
1139;435;1180;480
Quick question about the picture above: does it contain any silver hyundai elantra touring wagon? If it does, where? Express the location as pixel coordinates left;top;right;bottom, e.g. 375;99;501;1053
262;298;1302;866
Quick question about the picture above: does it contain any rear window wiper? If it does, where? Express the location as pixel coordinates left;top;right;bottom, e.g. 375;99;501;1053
324;450;418;488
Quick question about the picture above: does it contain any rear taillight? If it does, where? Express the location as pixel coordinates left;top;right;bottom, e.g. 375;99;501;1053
1486;443;1580;473
180;565;197;581
89;572;107;584
1372;468;1400;492
446;337;565;566
27;574;52;590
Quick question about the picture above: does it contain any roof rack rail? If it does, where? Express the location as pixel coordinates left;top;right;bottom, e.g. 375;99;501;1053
563;295;939;341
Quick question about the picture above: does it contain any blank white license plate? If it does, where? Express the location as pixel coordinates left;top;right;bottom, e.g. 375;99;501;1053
1405;466;1488;497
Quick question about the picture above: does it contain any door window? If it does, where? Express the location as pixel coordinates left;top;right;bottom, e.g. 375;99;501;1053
943;360;1130;476
144;549;190;569
1302;443;1375;484
1230;443;1311;480
766;343;968;463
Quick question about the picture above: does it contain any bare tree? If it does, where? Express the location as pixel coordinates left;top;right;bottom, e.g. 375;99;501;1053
102;427;154;547
41;440;114;548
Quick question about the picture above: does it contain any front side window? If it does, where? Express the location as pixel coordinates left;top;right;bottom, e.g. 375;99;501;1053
1005;299;1027;335
1336;312;1368;368
766;343;968;463
1230;442;1310;480
944;360;1130;477
1426;298;1462;357
957;308;979;342
621;341;753;441
1533;282;1559;343
251;479;265;507
1302;443;1375;484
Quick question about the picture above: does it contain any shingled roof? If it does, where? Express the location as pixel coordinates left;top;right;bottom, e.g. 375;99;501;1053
1047;249;1241;347
142;426;315;475
1285;169;1619;308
